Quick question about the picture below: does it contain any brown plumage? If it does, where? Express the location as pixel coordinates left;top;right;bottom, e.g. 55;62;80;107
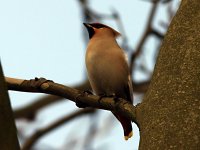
84;23;133;140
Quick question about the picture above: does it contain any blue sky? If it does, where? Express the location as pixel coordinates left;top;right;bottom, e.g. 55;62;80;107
0;0;179;149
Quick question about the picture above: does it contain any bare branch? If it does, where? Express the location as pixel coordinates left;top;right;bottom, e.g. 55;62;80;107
22;108;95;150
14;95;61;120
14;80;91;120
13;77;147;120
130;0;159;73
82;112;99;150
161;0;173;4
150;29;164;39
6;77;138;125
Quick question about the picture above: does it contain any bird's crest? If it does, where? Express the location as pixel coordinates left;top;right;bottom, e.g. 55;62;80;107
89;23;121;37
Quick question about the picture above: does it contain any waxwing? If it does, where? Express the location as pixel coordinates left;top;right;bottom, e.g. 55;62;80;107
83;23;133;140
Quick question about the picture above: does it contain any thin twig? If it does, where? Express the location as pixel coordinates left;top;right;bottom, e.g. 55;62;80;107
150;29;164;39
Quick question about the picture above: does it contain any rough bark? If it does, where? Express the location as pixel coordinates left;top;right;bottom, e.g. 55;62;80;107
0;64;20;150
137;0;200;149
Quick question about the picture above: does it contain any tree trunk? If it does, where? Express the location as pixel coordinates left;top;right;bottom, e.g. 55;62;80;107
137;0;200;149
0;63;20;150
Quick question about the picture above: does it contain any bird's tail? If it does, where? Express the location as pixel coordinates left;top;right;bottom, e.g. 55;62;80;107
113;112;133;140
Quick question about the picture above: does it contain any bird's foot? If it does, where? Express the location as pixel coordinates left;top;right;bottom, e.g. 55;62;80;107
83;90;93;95
75;90;93;108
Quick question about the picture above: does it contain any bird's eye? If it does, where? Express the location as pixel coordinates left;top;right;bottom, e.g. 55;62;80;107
91;23;105;29
96;25;104;28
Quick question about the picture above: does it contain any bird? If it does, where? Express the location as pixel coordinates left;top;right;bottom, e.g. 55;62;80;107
83;23;133;140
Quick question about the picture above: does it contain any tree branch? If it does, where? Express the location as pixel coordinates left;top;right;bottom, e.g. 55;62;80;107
130;0;159;73
13;80;91;120
22;108;95;150
14;78;147;120
6;77;138;126
150;29;164;39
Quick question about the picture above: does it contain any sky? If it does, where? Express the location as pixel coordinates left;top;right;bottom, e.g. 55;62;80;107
0;0;179;149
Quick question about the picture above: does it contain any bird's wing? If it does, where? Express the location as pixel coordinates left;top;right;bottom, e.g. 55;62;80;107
126;74;133;103
120;50;133;103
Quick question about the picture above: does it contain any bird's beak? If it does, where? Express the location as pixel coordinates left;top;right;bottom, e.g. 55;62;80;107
83;23;95;39
83;23;91;28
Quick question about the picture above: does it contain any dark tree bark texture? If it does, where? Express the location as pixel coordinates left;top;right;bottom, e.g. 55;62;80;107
137;0;200;149
0;64;20;150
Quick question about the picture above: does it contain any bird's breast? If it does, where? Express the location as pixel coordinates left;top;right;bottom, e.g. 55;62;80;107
85;44;129;95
